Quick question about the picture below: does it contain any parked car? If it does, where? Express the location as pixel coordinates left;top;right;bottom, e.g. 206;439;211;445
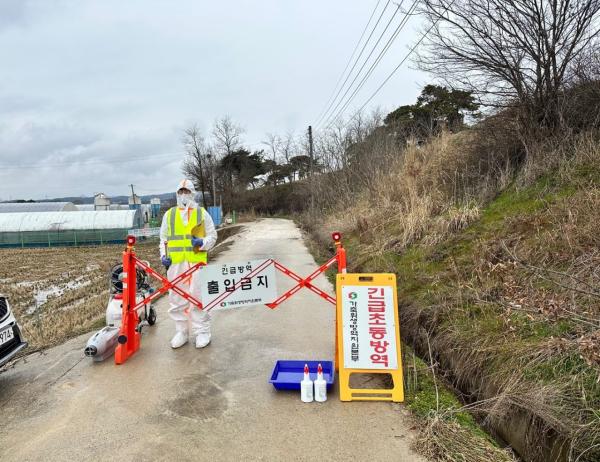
0;294;28;368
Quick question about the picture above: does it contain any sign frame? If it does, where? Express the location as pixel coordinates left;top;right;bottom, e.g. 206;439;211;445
336;273;404;402
199;259;278;311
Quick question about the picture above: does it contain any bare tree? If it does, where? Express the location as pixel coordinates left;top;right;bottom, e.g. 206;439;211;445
346;111;370;144
212;115;245;156
262;132;281;163
562;45;600;128
280;131;296;164
182;124;211;208
572;43;600;82
418;0;600;128
322;117;354;171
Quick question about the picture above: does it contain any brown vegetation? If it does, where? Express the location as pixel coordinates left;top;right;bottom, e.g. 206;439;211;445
0;242;162;352
303;125;600;461
0;225;242;353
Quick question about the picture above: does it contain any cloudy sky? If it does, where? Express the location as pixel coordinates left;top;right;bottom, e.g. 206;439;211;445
0;0;426;200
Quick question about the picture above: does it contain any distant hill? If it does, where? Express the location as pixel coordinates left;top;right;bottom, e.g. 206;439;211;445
2;191;217;205
37;192;176;205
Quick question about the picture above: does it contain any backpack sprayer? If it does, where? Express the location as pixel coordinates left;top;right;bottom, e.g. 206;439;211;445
84;262;157;361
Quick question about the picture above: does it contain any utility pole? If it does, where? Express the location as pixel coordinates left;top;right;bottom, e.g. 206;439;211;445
208;154;216;208
129;184;138;210
212;173;216;208
308;125;314;212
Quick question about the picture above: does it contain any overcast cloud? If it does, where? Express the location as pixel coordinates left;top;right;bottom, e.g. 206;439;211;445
0;0;426;200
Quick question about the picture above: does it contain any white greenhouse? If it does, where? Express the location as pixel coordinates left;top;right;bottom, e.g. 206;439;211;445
0;210;143;247
75;204;95;211
0;202;78;213
77;204;130;211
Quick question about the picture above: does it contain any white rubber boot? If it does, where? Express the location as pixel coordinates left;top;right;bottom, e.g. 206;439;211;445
195;333;211;349
170;331;188;349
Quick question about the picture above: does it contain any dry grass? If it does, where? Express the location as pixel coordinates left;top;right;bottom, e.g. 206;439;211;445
303;125;600;461
0;225;244;353
307;130;506;263
420;134;600;460
416;418;517;462
0;241;163;351
236;209;259;223
402;345;517;462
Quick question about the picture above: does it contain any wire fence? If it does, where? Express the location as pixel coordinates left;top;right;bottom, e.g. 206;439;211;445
0;228;131;248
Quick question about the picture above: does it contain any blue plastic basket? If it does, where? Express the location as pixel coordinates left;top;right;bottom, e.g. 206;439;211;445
269;360;335;390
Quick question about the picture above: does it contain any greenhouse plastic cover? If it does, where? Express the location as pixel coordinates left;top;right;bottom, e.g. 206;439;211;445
0;210;142;232
76;204;130;211
0;202;78;213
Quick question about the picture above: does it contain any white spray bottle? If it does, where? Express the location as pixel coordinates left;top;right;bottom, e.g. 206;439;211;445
314;363;327;402
301;363;314;403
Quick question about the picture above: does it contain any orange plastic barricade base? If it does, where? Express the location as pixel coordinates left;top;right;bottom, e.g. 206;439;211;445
114;331;140;365
336;273;404;402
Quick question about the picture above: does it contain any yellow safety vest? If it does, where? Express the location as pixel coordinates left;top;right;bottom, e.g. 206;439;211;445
166;207;207;264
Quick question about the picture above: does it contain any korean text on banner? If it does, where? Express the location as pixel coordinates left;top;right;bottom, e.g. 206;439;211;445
200;259;277;310
341;285;398;370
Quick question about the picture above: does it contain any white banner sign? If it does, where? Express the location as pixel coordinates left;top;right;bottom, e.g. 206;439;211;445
200;259;277;310
341;285;398;370
128;228;160;237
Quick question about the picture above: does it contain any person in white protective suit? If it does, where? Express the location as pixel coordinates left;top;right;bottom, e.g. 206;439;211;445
159;179;218;349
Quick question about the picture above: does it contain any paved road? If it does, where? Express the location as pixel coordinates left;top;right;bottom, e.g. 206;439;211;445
0;219;424;462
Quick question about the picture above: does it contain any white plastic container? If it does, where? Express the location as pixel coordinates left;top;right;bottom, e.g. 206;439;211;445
314;363;327;402
300;363;314;402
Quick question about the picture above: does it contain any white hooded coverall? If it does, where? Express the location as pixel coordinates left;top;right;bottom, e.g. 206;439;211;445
159;180;218;337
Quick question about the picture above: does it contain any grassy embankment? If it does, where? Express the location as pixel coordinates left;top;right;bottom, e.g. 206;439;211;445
303;130;600;461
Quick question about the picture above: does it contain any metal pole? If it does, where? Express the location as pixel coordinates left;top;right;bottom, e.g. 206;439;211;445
308;125;314;212
334;232;346;372
212;164;217;208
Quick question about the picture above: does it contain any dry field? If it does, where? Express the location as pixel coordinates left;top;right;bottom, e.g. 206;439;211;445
0;225;242;354
0;241;163;352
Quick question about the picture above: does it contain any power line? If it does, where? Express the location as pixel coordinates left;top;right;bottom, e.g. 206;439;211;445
326;1;417;128
318;0;395;129
319;1;406;129
324;0;419;129
316;0;393;128
346;0;456;126
326;0;418;128
314;0;383;127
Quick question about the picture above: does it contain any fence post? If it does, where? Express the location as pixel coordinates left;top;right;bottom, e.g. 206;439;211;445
332;232;345;371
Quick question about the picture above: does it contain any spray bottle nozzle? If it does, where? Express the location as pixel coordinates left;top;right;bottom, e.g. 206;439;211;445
314;363;327;402
301;363;313;402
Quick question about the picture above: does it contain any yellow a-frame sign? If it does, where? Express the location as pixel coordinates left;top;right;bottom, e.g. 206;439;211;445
336;273;404;402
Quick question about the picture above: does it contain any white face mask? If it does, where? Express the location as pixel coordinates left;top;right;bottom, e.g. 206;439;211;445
177;193;193;208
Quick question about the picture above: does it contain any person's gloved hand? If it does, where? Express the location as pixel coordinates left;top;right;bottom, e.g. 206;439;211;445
191;237;204;248
161;255;172;268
